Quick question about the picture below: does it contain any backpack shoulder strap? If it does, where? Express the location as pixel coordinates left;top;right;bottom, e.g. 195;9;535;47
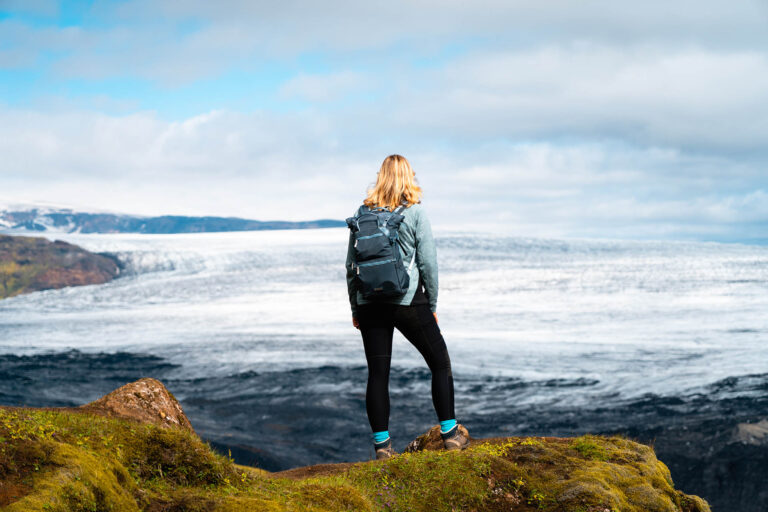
393;204;407;215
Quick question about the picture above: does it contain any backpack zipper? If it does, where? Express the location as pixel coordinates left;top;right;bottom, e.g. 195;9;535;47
357;258;397;267
355;232;384;247
357;233;384;239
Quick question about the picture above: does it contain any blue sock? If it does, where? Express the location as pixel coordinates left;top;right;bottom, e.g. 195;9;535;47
372;430;390;445
440;419;457;434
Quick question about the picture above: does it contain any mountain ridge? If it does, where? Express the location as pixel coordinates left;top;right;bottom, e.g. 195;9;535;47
0;203;345;234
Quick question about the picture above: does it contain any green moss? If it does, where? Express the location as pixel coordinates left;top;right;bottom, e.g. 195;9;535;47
346;449;490;511
123;425;236;486
0;234;56;298
0;407;711;512
0;260;42;298
572;435;609;461
4;443;140;512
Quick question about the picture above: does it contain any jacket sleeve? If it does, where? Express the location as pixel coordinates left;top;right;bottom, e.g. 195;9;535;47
345;228;358;316
415;208;438;312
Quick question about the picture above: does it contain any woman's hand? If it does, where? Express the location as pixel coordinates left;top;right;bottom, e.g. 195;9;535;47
352;317;360;329
433;312;438;324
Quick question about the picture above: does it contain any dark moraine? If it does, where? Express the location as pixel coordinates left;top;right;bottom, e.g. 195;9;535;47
0;350;765;512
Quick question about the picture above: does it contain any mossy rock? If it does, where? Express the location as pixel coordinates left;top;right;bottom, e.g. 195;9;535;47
0;406;710;512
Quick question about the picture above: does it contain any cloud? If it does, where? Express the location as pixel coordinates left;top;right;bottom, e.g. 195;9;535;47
386;44;768;152
1;104;765;244
117;0;768;51
0;106;373;218
279;71;370;103
1;1;767;242
2;1;767;83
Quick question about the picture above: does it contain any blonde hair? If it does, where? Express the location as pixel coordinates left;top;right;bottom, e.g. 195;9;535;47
363;154;422;211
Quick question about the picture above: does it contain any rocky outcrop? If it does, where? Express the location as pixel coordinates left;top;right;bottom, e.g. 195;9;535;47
0;379;711;512
78;377;194;433
0;234;119;298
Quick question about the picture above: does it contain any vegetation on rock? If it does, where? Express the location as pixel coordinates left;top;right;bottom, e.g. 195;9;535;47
0;234;119;299
0;400;710;511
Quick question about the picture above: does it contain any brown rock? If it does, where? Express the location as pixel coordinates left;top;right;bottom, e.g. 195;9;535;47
79;377;194;433
404;424;472;452
732;419;768;446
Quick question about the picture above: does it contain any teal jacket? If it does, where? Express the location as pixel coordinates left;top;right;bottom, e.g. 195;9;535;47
346;203;438;316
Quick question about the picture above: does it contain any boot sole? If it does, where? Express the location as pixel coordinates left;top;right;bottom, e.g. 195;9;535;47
444;439;470;451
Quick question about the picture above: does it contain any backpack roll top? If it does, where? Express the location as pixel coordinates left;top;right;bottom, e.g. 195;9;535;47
346;204;411;299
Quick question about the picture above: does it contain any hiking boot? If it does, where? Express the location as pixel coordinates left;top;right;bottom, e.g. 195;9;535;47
374;438;396;460
441;424;470;451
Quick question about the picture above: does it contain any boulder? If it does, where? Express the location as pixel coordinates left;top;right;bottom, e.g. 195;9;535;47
79;377;194;432
732;419;768;446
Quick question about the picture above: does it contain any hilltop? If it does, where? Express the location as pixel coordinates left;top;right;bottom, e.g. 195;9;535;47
0;234;120;299
0;378;710;512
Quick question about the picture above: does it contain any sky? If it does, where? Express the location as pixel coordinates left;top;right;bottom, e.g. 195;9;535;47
1;1;767;243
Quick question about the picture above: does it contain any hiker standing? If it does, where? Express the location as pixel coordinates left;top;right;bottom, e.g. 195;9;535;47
345;154;470;460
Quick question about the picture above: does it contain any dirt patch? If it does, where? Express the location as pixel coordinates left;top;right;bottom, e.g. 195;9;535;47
0;478;33;507
271;462;358;480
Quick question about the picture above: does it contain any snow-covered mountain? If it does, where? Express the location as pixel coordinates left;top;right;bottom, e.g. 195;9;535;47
0;201;344;234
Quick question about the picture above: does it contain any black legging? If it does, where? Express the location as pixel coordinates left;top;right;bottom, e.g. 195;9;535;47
357;302;456;432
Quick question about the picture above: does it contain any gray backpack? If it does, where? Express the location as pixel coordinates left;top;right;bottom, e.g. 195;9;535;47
346;204;415;299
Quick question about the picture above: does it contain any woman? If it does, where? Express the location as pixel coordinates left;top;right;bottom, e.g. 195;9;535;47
345;154;469;460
